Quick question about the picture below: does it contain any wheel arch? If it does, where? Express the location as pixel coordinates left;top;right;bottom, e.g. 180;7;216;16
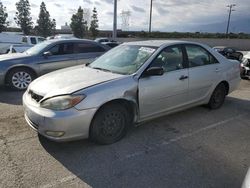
89;98;139;135
218;80;229;95
4;65;38;84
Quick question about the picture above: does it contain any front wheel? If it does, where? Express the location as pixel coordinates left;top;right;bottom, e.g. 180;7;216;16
6;68;36;90
207;83;226;109
90;103;130;144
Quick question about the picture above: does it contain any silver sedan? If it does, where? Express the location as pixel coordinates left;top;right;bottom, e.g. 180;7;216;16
23;40;241;144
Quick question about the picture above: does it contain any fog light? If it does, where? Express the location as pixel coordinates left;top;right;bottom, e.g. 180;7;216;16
45;131;65;137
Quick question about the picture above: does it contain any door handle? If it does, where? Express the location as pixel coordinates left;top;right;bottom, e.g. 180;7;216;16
215;68;220;72
179;75;188;80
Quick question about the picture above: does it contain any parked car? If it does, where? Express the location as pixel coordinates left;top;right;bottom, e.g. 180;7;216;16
95;37;110;43
23;40;240;144
102;41;121;48
7;44;32;54
47;34;76;40
0;39;110;90
213;46;243;60
240;52;250;79
0;34;45;54
95;38;120;48
21;36;46;45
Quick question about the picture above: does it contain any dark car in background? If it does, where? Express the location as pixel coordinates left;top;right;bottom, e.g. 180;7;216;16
95;37;121;48
0;39;110;90
213;46;243;61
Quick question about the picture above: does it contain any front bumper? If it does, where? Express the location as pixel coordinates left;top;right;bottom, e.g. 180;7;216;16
23;92;97;142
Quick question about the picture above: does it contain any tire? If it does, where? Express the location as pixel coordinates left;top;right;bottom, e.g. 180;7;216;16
207;83;227;109
90;103;130;144
6;68;36;90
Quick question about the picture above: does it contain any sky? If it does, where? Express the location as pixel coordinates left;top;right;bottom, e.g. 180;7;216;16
1;0;250;32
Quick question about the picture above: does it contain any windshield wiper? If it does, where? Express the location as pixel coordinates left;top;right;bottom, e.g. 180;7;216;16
92;67;113;73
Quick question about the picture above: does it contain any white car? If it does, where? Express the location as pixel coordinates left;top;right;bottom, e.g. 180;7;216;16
241;52;250;79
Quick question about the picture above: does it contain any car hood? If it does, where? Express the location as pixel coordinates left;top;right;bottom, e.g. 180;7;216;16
29;66;125;98
0;52;29;61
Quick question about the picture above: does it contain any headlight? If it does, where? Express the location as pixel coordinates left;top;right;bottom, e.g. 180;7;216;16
40;95;85;110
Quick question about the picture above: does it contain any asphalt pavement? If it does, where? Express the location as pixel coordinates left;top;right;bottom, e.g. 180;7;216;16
0;80;250;188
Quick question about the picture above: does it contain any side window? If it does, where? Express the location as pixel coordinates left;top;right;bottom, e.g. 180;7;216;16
74;43;106;53
30;37;37;45
38;38;45;43
49;43;74;55
151;46;184;72
226;48;234;53
22;37;28;43
49;44;60;55
186;45;218;68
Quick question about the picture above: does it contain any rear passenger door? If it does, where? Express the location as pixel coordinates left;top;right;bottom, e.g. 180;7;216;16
74;42;107;65
185;44;221;103
38;42;76;75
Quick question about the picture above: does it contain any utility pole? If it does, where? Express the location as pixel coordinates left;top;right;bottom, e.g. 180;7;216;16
226;4;236;35
149;0;153;33
113;0;117;40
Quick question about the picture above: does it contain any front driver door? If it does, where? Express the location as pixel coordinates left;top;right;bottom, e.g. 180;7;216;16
138;45;189;120
38;42;77;75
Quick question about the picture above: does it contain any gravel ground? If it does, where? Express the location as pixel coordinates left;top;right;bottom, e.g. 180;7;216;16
0;80;250;188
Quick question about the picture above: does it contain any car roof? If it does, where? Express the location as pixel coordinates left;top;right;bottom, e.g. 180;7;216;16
123;40;207;48
47;38;97;43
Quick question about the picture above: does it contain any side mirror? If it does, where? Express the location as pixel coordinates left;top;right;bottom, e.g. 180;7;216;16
43;51;52;57
145;67;164;76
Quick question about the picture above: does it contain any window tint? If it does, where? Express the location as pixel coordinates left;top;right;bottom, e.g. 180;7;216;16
225;48;234;53
30;37;37;44
151;46;184;72
49;43;74;55
22;37;28;43
186;45;218;67
38;38;45;43
100;39;109;43
74;43;106;53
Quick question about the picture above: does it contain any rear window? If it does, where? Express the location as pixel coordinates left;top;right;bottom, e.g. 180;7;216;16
22;37;28;43
30;37;37;45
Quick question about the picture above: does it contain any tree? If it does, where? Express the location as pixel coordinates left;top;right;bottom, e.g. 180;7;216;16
0;2;8;33
89;7;99;38
15;0;33;35
70;6;87;38
36;2;56;37
51;19;56;35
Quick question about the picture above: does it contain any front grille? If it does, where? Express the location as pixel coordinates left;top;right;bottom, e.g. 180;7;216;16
28;90;44;103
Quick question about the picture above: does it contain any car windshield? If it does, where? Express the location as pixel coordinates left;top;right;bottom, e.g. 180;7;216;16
25;41;52;55
88;45;157;75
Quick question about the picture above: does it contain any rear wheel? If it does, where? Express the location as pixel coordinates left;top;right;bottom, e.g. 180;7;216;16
90;103;130;144
6;68;36;90
207;83;226;109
